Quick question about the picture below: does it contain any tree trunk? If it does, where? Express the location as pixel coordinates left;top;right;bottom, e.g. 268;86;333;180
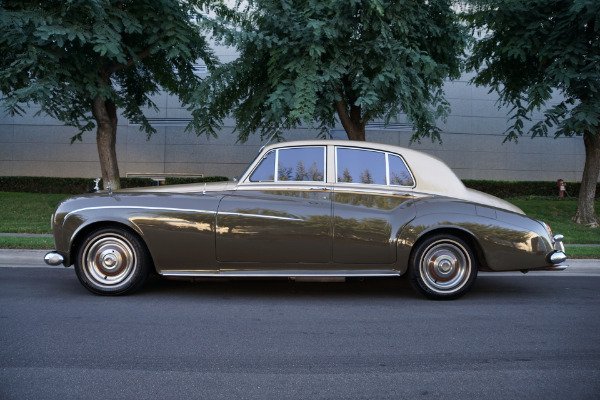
92;96;121;190
334;98;366;141
572;130;600;227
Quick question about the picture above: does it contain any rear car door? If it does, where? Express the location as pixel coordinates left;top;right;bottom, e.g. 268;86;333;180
332;146;416;265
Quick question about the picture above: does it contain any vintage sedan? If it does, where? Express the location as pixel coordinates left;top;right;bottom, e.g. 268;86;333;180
44;140;567;299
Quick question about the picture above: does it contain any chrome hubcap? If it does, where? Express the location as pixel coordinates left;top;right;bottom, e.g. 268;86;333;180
420;240;471;293
83;234;136;287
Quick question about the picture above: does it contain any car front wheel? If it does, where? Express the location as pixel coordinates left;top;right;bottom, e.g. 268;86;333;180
74;227;150;295
409;234;478;300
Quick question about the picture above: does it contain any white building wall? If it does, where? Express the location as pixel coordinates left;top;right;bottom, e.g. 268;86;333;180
0;51;587;182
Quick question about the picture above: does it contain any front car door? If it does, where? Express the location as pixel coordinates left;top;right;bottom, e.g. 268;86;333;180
216;146;332;270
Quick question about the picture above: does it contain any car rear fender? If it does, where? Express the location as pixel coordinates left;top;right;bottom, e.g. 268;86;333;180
396;216;486;274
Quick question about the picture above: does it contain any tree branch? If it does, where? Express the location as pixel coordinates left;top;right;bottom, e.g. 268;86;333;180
334;87;354;134
106;47;153;75
334;87;365;140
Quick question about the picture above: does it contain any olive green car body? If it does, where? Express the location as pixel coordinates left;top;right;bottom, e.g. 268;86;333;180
46;140;567;295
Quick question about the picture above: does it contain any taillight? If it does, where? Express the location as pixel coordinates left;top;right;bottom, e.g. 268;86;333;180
541;221;553;239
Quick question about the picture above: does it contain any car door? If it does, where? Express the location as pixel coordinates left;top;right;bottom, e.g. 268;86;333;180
216;146;332;267
332;147;416;265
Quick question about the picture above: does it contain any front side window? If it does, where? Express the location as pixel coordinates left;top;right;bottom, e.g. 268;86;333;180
249;151;276;182
249;147;325;182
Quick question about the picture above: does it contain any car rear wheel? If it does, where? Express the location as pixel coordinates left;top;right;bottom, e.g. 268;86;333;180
409;234;478;300
74;227;150;295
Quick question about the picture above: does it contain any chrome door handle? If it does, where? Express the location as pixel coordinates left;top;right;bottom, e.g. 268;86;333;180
309;187;329;191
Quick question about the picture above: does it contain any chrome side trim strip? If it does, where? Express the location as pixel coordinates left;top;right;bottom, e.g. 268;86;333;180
161;271;219;276
218;212;304;222
65;206;215;219
65;206;303;223
161;270;401;277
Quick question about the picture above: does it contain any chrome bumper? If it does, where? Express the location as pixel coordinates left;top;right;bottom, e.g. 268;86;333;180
553;234;565;253
544;234;568;270
44;251;65;266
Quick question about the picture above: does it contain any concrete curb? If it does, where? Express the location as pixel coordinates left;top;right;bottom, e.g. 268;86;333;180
0;249;62;269
0;233;52;237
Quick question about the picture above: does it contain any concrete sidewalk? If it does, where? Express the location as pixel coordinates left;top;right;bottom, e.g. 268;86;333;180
0;249;598;275
0;249;63;268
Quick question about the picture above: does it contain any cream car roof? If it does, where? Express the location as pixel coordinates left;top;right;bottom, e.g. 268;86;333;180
258;140;523;214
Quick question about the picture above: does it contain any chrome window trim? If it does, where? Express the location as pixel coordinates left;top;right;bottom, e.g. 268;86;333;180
332;185;412;196
274;148;280;181
385;153;391;185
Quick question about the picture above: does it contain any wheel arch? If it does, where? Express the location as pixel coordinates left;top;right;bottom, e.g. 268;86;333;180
409;226;489;272
69;221;155;272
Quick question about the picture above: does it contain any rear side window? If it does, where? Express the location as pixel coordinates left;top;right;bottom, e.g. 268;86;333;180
336;147;414;187
388;154;414;186
336;148;386;185
249;147;325;182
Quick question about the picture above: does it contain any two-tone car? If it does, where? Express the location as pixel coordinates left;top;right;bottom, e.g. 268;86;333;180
44;140;567;299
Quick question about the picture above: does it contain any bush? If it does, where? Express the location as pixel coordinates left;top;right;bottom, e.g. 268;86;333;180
1;176;596;198
0;176;229;194
164;176;230;185
462;180;600;199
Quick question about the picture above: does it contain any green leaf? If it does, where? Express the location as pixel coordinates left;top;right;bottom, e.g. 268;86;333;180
191;0;467;142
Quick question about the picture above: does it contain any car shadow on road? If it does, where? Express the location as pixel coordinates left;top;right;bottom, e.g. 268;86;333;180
7;268;573;301
136;273;577;302
140;275;423;300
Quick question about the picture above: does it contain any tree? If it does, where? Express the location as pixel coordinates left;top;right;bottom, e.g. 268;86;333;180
0;0;215;189
192;0;467;142
340;168;353;183
359;169;374;184
295;160;308;181
464;0;600;227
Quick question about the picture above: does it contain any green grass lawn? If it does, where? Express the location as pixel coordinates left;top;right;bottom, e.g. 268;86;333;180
508;198;600;244
0;192;70;233
566;246;600;259
0;192;599;258
0;236;54;249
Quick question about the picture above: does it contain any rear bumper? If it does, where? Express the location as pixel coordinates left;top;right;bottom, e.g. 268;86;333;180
547;250;567;265
544;234;568;270
44;251;65;266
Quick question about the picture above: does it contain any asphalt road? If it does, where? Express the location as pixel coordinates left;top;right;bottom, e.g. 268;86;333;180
1;266;599;400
